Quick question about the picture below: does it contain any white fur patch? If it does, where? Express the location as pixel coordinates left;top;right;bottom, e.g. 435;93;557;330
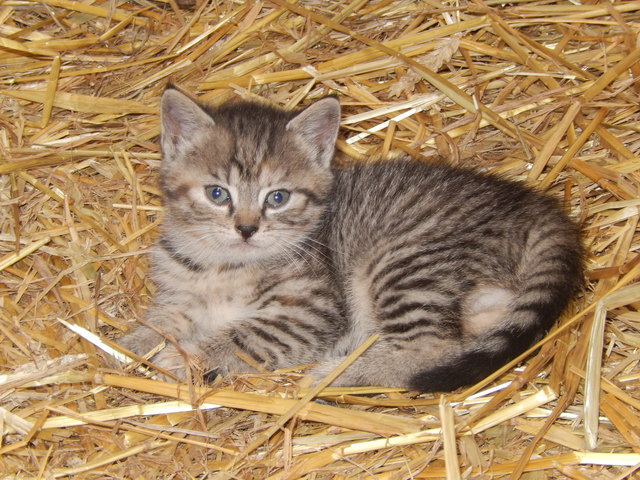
463;285;514;336
328;264;374;356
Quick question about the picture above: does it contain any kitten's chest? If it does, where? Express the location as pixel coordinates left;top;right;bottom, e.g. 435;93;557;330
185;268;260;331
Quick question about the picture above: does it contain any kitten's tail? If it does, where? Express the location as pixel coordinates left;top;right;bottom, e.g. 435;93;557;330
408;317;550;392
410;229;583;392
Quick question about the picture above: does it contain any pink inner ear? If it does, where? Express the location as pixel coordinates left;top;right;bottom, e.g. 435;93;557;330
314;110;340;146
162;104;183;139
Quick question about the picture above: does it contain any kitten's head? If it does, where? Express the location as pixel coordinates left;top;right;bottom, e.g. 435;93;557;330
158;87;340;268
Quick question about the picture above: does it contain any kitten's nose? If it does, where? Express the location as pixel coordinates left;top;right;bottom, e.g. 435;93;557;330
236;224;258;240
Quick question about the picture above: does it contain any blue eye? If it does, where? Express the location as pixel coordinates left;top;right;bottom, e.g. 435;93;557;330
205;185;231;204
265;190;290;208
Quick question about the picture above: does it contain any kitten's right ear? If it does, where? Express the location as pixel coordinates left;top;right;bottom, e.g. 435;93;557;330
160;88;215;160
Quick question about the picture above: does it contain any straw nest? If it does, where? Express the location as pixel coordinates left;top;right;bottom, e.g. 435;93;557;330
1;0;639;478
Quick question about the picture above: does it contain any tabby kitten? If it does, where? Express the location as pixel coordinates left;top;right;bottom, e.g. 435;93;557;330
120;87;582;391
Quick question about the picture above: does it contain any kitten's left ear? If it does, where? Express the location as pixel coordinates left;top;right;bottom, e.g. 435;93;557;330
286;97;340;168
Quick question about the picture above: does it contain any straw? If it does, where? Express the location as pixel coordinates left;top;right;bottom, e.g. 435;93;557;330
2;0;639;477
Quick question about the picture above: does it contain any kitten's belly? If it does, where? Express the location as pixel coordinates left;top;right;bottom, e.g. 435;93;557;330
181;269;258;332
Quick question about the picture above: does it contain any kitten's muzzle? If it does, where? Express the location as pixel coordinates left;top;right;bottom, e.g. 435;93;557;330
236;224;258;240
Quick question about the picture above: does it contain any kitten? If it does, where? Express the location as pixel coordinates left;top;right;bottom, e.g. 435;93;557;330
120;87;582;391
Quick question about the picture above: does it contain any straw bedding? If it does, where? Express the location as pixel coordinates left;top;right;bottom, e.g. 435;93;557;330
1;0;639;478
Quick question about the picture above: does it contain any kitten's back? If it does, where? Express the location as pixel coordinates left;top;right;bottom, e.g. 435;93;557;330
320;160;582;390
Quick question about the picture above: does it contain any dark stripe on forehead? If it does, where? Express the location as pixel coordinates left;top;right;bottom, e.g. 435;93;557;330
235;138;273;178
227;146;264;183
229;155;245;177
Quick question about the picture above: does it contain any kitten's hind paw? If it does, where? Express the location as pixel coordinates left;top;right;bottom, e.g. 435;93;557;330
307;357;351;387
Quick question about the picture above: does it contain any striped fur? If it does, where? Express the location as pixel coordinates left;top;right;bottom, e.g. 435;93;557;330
314;162;582;390
120;88;582;391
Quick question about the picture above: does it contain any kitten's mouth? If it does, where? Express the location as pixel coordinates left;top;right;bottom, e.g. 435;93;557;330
230;241;257;250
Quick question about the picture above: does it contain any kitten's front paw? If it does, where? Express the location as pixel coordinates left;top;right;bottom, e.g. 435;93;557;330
118;326;164;357
150;342;207;381
151;344;187;378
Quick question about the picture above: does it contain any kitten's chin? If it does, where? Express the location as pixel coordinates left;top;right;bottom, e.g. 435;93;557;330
213;241;279;266
228;242;261;259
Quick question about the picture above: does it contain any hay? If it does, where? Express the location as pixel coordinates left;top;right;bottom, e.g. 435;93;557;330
1;0;639;477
